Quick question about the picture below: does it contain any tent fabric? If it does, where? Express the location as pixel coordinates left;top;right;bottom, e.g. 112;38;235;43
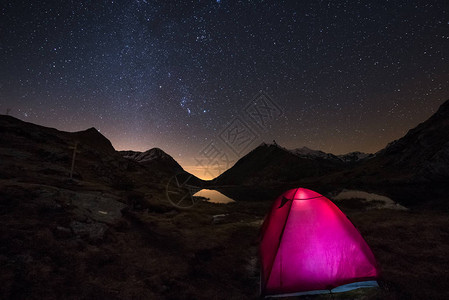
260;188;380;297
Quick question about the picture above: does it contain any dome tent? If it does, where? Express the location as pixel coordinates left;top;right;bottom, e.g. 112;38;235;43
260;188;380;297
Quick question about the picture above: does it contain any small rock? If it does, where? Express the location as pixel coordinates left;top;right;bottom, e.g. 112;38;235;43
54;226;72;238
211;214;227;224
70;221;107;241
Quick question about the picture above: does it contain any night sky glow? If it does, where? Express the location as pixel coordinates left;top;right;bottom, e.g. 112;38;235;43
1;1;448;179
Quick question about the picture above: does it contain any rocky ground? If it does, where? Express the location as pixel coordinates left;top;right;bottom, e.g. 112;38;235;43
1;115;449;299
0;176;260;299
1;177;449;299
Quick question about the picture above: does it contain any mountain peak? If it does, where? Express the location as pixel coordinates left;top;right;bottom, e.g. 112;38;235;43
121;148;172;162
84;127;100;133
145;147;166;154
70;127;115;154
257;141;284;149
337;151;373;163
289;146;341;162
119;148;186;175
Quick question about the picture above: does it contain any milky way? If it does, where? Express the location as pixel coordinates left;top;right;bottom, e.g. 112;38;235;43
1;0;448;178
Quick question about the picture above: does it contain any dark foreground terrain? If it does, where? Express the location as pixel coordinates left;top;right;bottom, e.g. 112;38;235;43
1;179;449;300
1;115;449;299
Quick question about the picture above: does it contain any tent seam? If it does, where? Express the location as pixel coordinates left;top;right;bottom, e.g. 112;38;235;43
264;187;298;293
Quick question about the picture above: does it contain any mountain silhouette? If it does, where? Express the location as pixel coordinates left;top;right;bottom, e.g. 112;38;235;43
213;99;449;186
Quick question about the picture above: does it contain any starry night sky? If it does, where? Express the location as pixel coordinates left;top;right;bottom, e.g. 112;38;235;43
1;0;448;179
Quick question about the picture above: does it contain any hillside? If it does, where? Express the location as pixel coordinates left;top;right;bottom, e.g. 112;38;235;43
0;114;265;299
214;99;449;186
214;143;347;186
323;99;449;185
119;148;184;174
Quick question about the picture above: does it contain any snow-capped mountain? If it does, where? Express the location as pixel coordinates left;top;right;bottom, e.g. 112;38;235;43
121;148;173;163
290;146;341;162
289;146;373;163
337;151;374;163
214;143;347;186
120;148;184;174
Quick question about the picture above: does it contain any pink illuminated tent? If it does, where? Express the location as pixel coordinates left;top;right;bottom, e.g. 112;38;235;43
260;188;380;297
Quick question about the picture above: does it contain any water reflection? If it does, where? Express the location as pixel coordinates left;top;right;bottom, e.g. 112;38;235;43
193;189;236;204
333;189;407;210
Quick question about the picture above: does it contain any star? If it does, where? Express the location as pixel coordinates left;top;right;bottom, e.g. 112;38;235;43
0;0;447;179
